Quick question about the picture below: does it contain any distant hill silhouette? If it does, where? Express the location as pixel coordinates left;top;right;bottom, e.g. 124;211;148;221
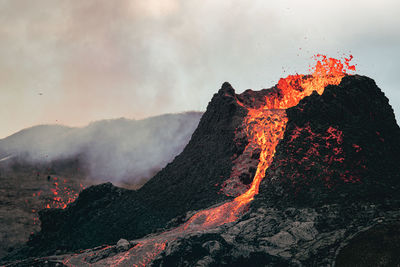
0;112;202;185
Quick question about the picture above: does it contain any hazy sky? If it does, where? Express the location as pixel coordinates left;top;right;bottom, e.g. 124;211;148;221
1;0;399;138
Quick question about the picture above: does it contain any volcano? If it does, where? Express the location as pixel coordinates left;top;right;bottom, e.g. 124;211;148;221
3;56;400;266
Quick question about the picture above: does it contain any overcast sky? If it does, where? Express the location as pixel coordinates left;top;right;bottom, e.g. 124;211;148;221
1;0;399;138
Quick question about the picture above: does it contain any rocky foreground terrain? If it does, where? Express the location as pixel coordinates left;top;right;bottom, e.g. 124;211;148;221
0;159;91;259
0;112;202;261
2;75;400;266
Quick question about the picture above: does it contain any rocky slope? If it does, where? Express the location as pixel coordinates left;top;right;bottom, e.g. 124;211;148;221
151;75;400;266
0;162;89;260
3;75;400;266
0;112;202;259
3;83;248;260
259;75;400;206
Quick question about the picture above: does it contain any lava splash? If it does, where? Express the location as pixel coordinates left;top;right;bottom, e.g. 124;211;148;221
63;55;355;266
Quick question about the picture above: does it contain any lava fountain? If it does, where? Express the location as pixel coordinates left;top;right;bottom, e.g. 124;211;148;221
64;55;356;266
182;54;355;230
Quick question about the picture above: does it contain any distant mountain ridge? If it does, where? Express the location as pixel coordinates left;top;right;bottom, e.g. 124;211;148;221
0;112;203;184
6;75;400;266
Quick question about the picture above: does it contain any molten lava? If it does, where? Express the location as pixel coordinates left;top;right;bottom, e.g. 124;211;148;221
182;55;355;229
63;55;356;266
32;177;85;226
36;177;85;210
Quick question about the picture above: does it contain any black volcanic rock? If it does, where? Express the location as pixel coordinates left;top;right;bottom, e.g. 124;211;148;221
7;82;248;259
257;75;400;207
137;82;247;215
3;75;400;266
149;75;400;266
335;221;400;266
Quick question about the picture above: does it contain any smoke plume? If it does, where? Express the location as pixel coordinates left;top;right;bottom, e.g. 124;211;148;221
1;0;399;139
0;112;202;185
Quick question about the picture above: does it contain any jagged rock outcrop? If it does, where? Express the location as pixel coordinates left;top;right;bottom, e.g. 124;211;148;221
3;82;249;260
148;203;400;266
258;75;400;207
150;75;400;266
3;75;400;266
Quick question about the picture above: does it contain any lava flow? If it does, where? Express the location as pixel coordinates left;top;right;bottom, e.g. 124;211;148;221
181;54;355;229
63;55;355;266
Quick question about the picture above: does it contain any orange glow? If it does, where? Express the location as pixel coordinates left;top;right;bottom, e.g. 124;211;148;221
181;55;355;230
63;55;355;266
44;178;85;210
32;178;86;226
266;54;355;109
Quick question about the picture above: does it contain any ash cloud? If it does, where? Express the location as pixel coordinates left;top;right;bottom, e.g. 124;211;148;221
1;0;399;139
0;112;202;184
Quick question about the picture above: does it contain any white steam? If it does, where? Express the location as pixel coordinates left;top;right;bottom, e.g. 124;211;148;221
0;112;202;184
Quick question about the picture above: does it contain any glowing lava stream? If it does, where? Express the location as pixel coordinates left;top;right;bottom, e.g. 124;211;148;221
63;55;355;266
